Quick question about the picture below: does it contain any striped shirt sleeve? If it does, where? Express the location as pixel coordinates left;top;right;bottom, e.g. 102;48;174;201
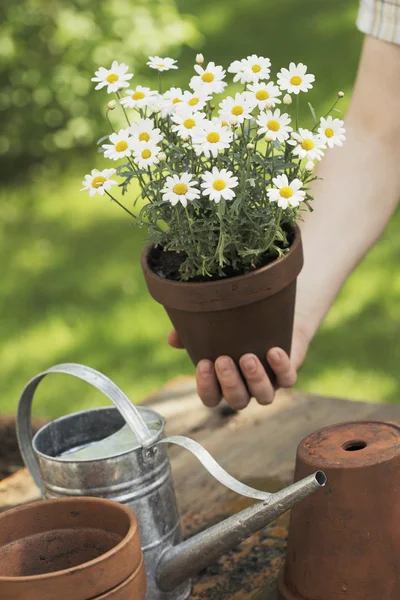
357;0;400;44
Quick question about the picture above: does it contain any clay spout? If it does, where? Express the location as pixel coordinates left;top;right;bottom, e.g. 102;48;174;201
156;471;326;592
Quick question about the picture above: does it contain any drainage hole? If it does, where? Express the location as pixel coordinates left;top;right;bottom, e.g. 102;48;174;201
342;440;367;452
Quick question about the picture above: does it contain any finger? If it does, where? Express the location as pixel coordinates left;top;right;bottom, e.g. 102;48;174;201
239;353;275;405
215;356;250;411
167;329;184;349
196;360;222;407
267;348;297;388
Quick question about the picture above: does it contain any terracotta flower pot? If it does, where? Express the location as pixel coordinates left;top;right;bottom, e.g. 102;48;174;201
278;421;400;600
0;497;146;600
141;225;303;381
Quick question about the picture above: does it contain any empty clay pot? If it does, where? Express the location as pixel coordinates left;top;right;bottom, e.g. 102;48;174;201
278;421;400;600
0;496;146;600
141;225;303;380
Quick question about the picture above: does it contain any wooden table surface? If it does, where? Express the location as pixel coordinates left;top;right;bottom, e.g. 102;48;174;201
1;377;400;599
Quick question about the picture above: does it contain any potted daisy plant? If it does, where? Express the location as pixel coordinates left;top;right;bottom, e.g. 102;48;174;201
81;54;346;380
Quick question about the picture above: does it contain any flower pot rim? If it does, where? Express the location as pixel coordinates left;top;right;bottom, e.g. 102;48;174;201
141;223;302;289
95;554;145;599
0;497;138;584
141;224;303;312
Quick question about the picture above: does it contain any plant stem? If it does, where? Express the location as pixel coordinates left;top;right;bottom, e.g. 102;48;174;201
264;207;283;254
216;199;226;267
117;91;131;127
296;95;299;130
105;191;136;219
106;110;115;133
312;96;343;131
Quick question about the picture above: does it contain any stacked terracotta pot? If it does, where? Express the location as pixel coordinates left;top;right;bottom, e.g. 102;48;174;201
0;497;146;600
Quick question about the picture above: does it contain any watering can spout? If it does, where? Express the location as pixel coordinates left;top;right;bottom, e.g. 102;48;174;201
156;471;326;593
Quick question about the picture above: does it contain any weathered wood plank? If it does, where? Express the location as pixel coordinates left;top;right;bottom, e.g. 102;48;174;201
1;379;399;598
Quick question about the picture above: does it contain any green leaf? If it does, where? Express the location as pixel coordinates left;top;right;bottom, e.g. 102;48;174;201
97;134;110;145
308;102;318;126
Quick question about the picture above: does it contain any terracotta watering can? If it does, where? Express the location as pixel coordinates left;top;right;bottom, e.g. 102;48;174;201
17;363;326;600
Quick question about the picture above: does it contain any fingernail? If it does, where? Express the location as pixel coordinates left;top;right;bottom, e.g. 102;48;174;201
270;349;281;364
241;355;256;374
218;357;233;374
199;361;213;377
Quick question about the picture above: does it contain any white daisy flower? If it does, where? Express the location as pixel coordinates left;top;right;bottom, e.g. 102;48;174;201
81;169;118;197
201;167;239;203
191;119;233;158
171;109;207;138
227;60;246;83
242;55;271;84
161;173;200;207
218;92;256;124
190;62;227;95
174;89;212;113
132;142;160;169
256;109;292;142
91;61;133;94
160;87;185;116
228;55;271;84
277;62;315;95
102;129;134;161
318;116;346;148
288;128;326;161
305;160;315;171
147;56;178;72
267;174;306;209
129;119;163;145
120;86;158;109
247;81;281;109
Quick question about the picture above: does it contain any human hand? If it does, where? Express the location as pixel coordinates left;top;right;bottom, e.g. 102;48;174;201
167;321;310;410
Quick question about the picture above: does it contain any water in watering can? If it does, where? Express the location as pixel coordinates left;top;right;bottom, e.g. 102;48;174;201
60;421;160;460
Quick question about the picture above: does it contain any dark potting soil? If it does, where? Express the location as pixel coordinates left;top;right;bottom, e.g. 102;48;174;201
149;228;295;282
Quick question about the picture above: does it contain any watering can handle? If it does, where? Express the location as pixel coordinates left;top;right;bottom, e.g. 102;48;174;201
17;363;316;503
16;363;156;490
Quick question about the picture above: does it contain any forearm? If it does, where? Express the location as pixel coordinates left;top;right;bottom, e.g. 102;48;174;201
296;36;400;341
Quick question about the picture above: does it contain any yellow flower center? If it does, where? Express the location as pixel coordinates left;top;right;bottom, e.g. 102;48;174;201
267;119;280;132
213;179;226;191
325;127;334;138
139;132;150;142
188;97;199;106
156;63;165;68
301;138;314;151
173;98;182;104
115;140;128;152
106;73;119;83
290;75;302;86
202;72;215;83
231;105;243;116
173;183;188;195
279;186;293;199
92;176;106;188
132;91;145;100
207;132;220;143
221;121;228;127
141;149;152;159
183;118;196;129
256;90;269;101
252;64;261;73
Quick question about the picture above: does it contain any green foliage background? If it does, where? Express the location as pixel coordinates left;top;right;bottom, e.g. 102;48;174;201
0;0;399;417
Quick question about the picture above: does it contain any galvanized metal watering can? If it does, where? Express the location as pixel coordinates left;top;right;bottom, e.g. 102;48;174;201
17;364;326;600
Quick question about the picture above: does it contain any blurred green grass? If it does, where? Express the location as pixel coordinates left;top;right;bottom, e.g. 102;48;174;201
1;0;399;417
